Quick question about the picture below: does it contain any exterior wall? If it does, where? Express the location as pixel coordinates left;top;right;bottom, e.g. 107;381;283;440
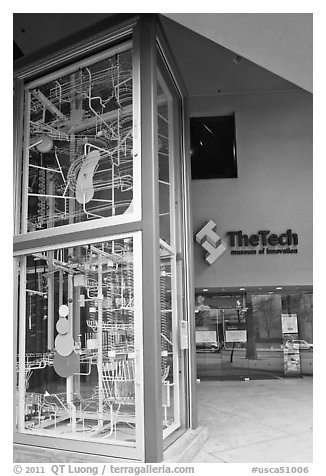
165;13;313;92
190;90;313;288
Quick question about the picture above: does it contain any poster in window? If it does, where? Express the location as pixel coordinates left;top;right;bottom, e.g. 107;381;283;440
281;314;298;334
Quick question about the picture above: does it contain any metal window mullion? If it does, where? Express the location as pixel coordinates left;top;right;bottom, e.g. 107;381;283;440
133;231;144;460
13;431;140;459
132;20;145;461
15;26;132;87
171;92;189;429
13;220;142;257
14;229;143;260
13;258;19;431
13;78;25;235
173;105;188;428
17;256;27;431
166;80;181;431
135;15;162;463
180;98;198;429
25;40;132;90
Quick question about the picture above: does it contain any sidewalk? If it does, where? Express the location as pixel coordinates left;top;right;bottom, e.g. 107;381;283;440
192;377;313;463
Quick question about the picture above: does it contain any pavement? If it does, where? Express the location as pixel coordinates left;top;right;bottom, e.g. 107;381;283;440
192;376;313;463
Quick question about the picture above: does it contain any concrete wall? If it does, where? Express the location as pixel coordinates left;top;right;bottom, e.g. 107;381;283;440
165;13;313;92
190;90;313;288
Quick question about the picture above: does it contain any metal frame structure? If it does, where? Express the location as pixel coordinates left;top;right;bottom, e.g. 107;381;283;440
13;13;196;463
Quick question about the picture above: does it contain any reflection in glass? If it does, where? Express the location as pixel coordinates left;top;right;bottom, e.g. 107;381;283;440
195;291;313;381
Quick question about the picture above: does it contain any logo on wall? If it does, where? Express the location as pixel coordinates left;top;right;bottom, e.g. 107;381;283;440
195;222;299;265
195;220;227;265
227;229;298;255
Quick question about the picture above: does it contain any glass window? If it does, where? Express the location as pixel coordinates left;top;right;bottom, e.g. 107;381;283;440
16;235;141;446
157;66;183;438
281;292;313;344
190;115;238;179
195;289;313;381
21;46;136;233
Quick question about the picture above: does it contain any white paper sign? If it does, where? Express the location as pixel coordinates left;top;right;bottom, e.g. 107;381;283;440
180;320;189;349
225;330;247;343
195;330;217;344
281;314;298;334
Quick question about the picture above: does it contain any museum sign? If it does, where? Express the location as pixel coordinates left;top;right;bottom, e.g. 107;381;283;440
195;221;299;265
227;229;299;255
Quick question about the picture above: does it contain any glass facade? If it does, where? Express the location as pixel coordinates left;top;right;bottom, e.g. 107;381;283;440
14;18;194;462
157;64;184;438
14;13;312;464
195;289;313;381
16;236;140;445
21;47;135;233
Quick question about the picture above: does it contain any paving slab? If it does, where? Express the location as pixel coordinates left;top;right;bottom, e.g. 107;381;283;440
193;377;313;463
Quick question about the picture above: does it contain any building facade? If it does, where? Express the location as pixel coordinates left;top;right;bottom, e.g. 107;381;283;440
13;13;313;462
